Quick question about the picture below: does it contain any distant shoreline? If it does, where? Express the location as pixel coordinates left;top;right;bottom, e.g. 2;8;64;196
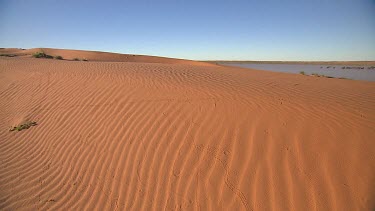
204;61;375;66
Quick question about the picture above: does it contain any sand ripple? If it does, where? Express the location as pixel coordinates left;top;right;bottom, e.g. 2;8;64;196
0;56;374;210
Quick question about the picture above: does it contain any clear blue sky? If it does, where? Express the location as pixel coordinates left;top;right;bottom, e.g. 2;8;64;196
1;0;374;60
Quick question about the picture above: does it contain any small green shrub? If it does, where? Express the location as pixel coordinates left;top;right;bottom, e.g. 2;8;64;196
72;58;87;61
299;71;305;75
311;73;334;78
32;52;53;59
54;55;63;60
0;54;16;57
32;52;45;58
9;121;37;132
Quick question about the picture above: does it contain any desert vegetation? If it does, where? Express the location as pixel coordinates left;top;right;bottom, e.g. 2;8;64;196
311;73;334;78
9;121;38;132
32;51;53;59
0;54;16;57
299;72;347;79
73;58;88;61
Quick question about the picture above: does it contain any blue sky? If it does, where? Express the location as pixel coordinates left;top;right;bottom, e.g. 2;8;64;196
1;0;374;60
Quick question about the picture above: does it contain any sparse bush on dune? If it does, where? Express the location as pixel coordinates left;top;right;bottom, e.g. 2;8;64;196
72;58;88;61
32;52;42;58
9;121;37;132
0;54;16;57
54;55;63;60
299;71;344;79
32;51;53;59
311;73;334;78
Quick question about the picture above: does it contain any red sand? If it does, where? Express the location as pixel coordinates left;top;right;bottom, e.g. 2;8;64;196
0;48;374;210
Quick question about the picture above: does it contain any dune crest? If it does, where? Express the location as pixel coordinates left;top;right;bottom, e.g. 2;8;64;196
0;52;374;210
0;48;215;66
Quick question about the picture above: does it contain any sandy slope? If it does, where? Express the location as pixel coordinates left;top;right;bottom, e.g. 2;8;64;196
0;52;374;210
0;48;214;66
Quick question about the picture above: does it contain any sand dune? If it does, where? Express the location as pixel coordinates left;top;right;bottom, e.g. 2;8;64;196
0;48;214;66
0;50;374;210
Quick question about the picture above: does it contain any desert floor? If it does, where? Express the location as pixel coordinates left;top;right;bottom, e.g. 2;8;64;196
1;48;374;210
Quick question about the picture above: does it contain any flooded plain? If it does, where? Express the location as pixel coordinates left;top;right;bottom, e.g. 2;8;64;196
219;63;375;81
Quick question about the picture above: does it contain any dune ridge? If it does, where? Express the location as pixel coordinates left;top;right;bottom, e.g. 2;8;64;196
0;48;214;66
0;52;374;210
